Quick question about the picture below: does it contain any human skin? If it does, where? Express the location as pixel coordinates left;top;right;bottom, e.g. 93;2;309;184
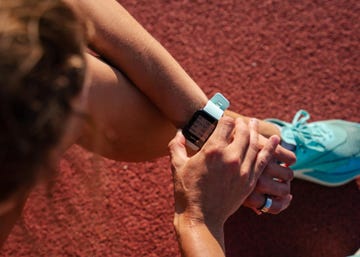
169;117;282;256
0;0;295;251
79;53;295;212
64;0;295;211
0;47;294;251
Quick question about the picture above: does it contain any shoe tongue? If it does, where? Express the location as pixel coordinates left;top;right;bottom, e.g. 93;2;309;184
281;123;347;152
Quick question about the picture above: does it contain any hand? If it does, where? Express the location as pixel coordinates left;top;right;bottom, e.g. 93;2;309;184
168;117;280;227
356;176;360;190
244;135;295;214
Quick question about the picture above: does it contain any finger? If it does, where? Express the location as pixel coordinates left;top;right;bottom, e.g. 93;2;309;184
253;135;280;181
255;175;291;197
205;116;235;147
264;195;293;215
274;144;296;166
227;117;250;159
245;193;293;215
258;134;296;165
168;130;189;170
262;161;294;182
356;176;360;190
237;118;260;178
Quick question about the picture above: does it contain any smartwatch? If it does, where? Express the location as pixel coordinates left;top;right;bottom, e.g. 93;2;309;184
182;93;230;150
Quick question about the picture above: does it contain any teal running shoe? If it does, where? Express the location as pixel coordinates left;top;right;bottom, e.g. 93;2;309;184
348;248;360;257
266;110;360;187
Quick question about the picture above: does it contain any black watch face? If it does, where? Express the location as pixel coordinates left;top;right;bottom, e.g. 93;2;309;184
182;110;218;148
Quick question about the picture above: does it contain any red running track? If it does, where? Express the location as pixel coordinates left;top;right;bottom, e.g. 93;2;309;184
1;0;360;256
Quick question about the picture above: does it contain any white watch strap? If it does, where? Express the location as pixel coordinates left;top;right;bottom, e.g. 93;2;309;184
203;93;230;120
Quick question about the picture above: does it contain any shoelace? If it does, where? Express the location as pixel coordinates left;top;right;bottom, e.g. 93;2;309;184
289;110;329;152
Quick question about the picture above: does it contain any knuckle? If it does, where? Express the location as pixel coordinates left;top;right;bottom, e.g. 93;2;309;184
255;177;267;192
258;135;267;148
279;167;294;181
277;186;290;197
228;160;241;173
272;203;285;214
237;122;249;137
270;195;292;215
218;116;236;130
220;116;235;125
202;144;222;157
239;168;251;180
276;198;291;213
287;169;295;181
272;207;282;215
167;138;177;150
258;150;273;166
225;153;241;167
250;140;260;153
281;199;291;210
257;158;268;171
270;181;290;197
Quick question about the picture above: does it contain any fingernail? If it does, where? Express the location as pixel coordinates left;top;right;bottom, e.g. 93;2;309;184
250;118;258;128
271;135;280;145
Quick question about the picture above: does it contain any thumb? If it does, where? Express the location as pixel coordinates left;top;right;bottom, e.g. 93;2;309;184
168;130;189;170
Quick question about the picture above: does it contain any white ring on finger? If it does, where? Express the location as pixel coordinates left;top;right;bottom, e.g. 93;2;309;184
259;195;273;214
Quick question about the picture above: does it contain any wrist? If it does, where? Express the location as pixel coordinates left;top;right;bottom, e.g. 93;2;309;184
174;213;226;256
174;212;225;248
182;93;230;151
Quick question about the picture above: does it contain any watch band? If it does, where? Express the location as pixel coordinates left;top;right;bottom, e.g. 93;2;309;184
203;93;230;119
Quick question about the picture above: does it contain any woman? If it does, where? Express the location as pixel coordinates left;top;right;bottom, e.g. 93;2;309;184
9;0;358;255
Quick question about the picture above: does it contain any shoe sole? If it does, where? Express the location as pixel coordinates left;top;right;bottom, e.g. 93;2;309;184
294;168;360;187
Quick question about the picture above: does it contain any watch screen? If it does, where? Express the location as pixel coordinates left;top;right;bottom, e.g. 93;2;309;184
189;115;216;141
182;110;217;148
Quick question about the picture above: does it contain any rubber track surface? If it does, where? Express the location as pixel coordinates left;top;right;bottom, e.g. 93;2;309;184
1;1;359;256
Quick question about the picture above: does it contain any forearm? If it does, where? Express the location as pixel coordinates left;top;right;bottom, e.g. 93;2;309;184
65;0;207;128
84;1;280;139
65;0;281;150
174;214;225;257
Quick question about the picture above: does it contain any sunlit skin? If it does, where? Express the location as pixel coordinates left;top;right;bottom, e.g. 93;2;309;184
0;1;298;255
